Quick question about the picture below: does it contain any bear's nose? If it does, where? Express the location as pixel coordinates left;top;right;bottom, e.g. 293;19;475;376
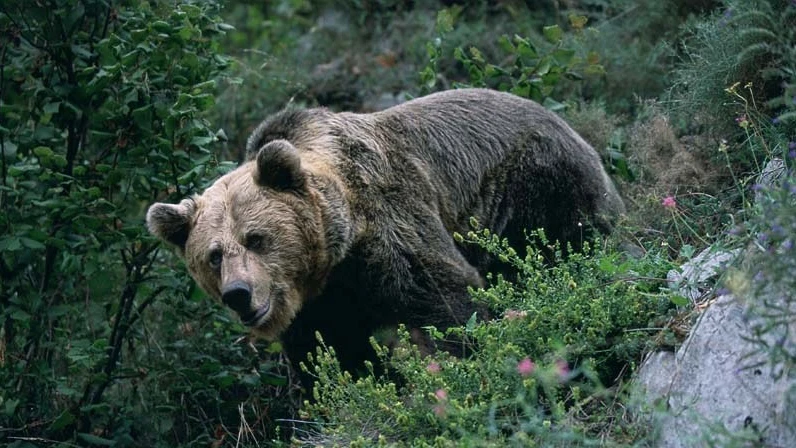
221;280;252;313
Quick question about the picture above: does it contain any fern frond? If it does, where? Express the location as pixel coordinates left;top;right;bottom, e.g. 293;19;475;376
773;111;796;124
736;42;772;65
729;10;777;28
739;27;779;43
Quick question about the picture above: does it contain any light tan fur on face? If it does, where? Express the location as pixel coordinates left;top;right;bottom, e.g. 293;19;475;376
182;162;323;340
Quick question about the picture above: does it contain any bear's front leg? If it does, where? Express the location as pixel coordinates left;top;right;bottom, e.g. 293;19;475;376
363;216;489;351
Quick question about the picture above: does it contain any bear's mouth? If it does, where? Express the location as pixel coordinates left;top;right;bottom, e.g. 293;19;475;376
241;301;270;327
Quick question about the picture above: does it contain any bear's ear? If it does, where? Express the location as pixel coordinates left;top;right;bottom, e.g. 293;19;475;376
253;139;305;191
146;198;197;250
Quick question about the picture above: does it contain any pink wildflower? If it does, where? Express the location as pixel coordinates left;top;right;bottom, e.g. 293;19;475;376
662;196;676;209
426;361;441;374
555;359;571;380
433;404;446;417
503;309;528;320
435;388;447;401
516;357;535;377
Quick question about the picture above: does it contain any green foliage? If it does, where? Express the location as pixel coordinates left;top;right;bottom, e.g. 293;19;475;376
422;11;602;109
463;229;674;380
741;151;796;378
566;0;710;115
718;106;796;383
670;0;796;140
0;1;292;446
298;232;674;446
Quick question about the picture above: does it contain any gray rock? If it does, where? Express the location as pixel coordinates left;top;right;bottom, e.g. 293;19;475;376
634;293;796;447
756;158;786;202
666;247;740;303
635;350;675;404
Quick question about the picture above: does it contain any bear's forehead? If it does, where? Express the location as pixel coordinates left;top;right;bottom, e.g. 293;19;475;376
192;166;290;232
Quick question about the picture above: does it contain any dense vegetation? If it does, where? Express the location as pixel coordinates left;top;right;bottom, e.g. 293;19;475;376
1;0;793;446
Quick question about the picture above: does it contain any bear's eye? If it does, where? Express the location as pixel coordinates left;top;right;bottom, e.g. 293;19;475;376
208;249;223;270
244;233;268;251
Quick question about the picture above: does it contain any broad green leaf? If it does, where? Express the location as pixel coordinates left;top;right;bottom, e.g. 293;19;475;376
132;105;152;131
0;237;22;251
498;35;515;53
465;311;478;333
10;308;31;321
48;410;76;431
543;25;562;43
552;49;575;65
33;146;53;158
20;237;46;250
77;433;116;446
670;295;690;307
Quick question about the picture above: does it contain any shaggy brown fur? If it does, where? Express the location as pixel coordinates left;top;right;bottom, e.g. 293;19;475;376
147;88;625;376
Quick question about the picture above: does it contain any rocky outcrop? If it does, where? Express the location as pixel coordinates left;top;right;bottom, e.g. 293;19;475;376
635;291;796;447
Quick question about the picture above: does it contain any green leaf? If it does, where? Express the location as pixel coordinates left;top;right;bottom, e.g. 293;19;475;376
543;25;562;43
48;410;76;431
178;24;194;41
43;102;61;114
515;36;537;59
48;305;71;318
151;20;171;33
3;398;19;416
20;237;46;250
71;44;94;60
542;97;567;112
179;4;202;19
435;9;455;34
261;373;289;386
670;295;689;307
77;433;116;446
51;155;68;168
679;244;696;259
465;312;478;333
498;35;515;53
132;105;152;131
0;237;22;251
552;49;575;66
775;111;796;124
509;84;530;98
469;46;485;63
33;146;53;158
10;308;31;321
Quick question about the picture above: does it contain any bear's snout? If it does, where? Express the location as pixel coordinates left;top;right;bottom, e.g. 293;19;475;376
221;280;252;314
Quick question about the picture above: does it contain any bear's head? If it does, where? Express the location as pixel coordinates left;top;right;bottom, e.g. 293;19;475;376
147;140;336;340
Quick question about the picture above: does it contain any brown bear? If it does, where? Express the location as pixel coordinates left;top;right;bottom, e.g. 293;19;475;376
146;88;624;377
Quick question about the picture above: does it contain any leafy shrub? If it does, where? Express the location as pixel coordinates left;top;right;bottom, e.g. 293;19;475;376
740;149;796;379
565;0;716;115
0;1;293;446
422;9;603;110
669;0;796;144
297;231;674;446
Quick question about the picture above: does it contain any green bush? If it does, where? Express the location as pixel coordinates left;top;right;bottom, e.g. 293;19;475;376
421;9;602;111
741;152;796;379
669;0;796;142
0;1;293;446
298;231;674;446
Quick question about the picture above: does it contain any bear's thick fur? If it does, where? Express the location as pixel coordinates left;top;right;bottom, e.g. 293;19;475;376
147;88;624;375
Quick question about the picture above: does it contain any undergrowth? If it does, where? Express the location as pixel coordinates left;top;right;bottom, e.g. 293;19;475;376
292;232;675;446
